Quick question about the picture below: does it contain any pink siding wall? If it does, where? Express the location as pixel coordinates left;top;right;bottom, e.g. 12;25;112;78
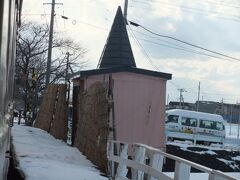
82;72;167;149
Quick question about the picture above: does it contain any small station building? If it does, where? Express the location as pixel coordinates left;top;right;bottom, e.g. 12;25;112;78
71;6;172;172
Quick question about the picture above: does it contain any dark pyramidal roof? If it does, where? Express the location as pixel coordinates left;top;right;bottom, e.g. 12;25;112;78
72;7;172;81
98;6;136;68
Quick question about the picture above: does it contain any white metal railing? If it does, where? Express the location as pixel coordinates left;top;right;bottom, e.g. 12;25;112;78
107;140;238;180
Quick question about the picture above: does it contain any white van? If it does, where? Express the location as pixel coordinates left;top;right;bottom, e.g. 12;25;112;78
165;109;226;144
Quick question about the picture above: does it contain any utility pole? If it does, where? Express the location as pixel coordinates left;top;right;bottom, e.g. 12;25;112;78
45;0;56;86
124;0;128;24
167;94;170;106
178;88;187;109
197;81;200;111
65;52;70;84
229;105;233;136
44;1;63;86
221;98;224;117
65;52;71;108
65;52;71;136
238;111;240;139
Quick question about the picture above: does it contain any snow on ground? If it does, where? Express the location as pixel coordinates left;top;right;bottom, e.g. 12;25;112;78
165;172;240;180
168;141;229;152
11;125;108;180
167;140;240;156
233;156;240;161
224;123;240;149
225;123;240;139
167;141;240;179
217;158;239;170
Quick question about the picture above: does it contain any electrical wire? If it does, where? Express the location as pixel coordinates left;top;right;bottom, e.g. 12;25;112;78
42;4;50;27
130;0;240;22
134;37;235;62
132;29;195;49
201;91;240;97
59;15;108;31
129;25;224;99
132;0;240;13
127;26;160;71
21;13;108;31
168;82;240;100
168;81;181;89
128;25;240;100
129;29;237;62
129;21;240;62
173;0;240;9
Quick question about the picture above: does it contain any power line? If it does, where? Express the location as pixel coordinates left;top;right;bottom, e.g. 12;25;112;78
130;1;240;22
127;26;160;71
154;0;240;13
130;5;240;23
168;81;240;103
186;89;240;98
132;0;240;13
129;21;240;62
128;26;240;100
42;4;50;26
129;29;236;62
132;29;199;50
21;12;108;31
24;13;236;63
59;15;108;31
201;91;240;97
181;0;240;9
167;81;240;99
168;81;180;89
169;84;240;99
134;37;235;62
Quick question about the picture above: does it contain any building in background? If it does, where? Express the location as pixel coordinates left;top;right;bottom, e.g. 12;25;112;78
167;101;196;111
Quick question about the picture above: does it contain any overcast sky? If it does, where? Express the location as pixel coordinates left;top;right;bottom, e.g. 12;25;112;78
22;0;240;104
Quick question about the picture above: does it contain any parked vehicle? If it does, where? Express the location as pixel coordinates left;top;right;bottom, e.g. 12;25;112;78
165;109;226;144
0;0;22;179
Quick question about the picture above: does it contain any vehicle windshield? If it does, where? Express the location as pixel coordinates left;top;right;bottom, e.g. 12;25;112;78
166;115;179;123
199;119;224;131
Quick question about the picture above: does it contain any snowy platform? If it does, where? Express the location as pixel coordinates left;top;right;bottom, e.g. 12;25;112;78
11;125;108;180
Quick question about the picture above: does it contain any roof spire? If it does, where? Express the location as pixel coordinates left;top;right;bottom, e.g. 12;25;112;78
98;6;136;69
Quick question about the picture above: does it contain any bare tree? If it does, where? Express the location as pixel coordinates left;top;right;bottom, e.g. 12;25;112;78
15;21;88;117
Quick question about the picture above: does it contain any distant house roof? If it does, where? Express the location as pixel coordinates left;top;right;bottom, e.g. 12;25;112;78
169;101;195;106
98;6;136;68
73;66;172;80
